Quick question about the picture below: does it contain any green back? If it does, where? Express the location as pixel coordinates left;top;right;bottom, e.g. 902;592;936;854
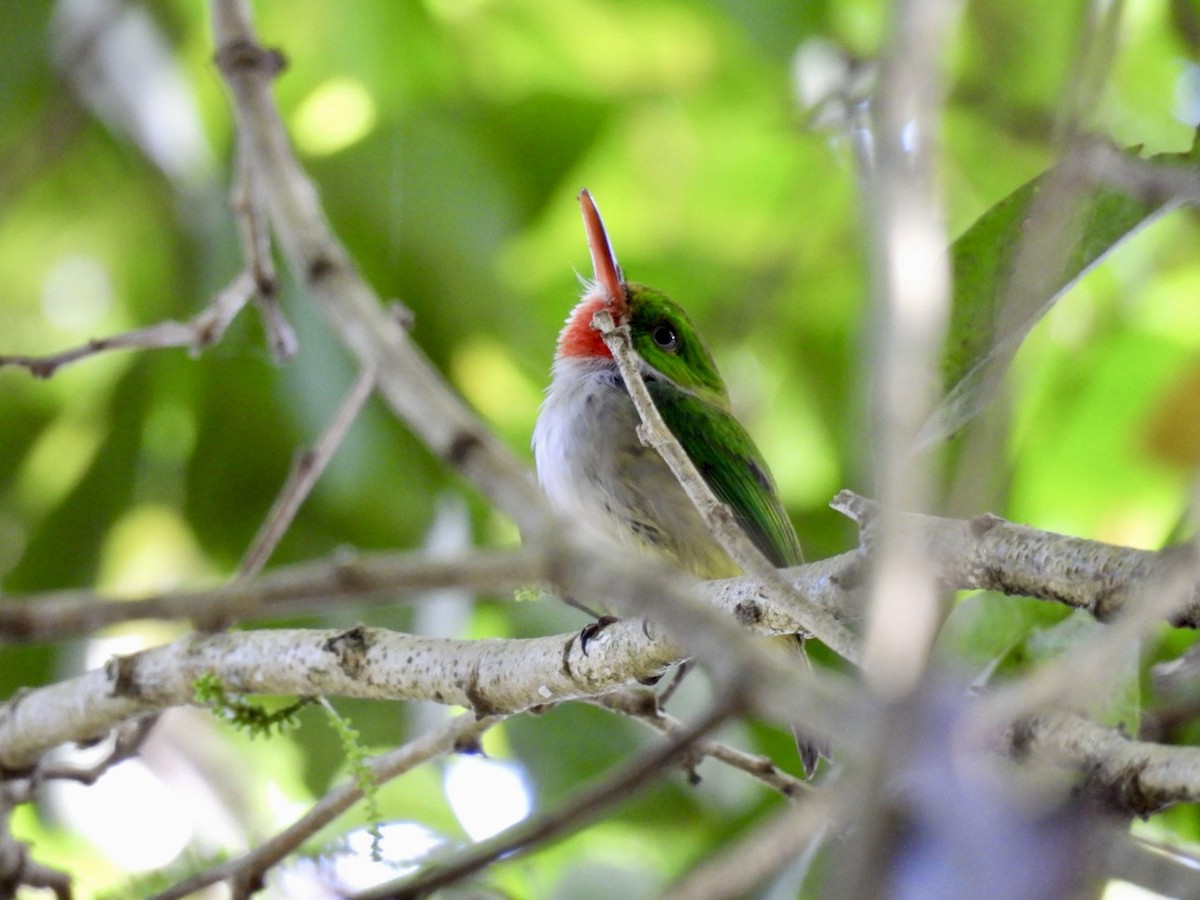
626;284;803;569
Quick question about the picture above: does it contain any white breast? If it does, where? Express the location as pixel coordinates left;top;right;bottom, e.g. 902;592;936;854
532;356;731;576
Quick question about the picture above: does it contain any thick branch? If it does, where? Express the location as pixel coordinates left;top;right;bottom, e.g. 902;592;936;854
1011;711;1200;816
835;491;1200;625
0;621;679;770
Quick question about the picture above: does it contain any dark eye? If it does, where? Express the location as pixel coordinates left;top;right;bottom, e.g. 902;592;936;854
651;322;679;352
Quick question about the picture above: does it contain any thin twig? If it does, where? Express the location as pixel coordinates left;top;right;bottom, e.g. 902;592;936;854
149;712;498;900
238;365;377;578
0;548;551;641
593;309;860;665
663;793;836;900
232;132;297;363
352;696;741;900
0;271;257;378
593;690;810;797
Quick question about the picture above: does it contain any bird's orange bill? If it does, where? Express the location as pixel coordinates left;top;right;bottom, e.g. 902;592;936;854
578;189;629;322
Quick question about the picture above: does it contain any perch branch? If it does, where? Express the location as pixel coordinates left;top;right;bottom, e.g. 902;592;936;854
0;615;858;773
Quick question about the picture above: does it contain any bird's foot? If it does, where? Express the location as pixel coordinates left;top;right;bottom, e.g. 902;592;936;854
579;615;619;655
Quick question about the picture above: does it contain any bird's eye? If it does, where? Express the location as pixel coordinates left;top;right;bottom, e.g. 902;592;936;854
651;322;679;352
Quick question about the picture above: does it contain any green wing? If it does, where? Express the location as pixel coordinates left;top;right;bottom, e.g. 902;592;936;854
648;379;803;568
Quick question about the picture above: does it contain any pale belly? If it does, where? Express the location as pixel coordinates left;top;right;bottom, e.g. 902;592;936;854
532;360;736;578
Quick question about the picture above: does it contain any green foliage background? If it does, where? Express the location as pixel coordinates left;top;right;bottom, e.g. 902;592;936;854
2;0;1200;895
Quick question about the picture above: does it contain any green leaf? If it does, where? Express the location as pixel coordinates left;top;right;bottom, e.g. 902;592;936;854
1025;610;1141;734
919;132;1200;448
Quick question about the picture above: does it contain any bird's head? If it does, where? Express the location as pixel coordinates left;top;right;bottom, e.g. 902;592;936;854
555;190;727;400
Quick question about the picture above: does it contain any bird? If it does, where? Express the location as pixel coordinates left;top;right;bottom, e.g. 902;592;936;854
532;189;826;775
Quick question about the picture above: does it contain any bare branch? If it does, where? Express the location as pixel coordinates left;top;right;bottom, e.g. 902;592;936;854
834;491;1200;625
231;132;297;363
149;711;498;900
0;608;861;773
1009;711;1200;814
0;548;550;641
238;365;377;578
352;697;740;900
663;794;835;900
593;690;811;798
0;271;257;378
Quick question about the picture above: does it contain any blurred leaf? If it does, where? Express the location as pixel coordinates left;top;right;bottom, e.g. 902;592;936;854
1144;357;1200;469
921;135;1200;448
1026;611;1141;734
937;592;1071;679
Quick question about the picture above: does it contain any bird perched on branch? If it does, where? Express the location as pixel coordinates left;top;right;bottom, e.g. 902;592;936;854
532;189;826;775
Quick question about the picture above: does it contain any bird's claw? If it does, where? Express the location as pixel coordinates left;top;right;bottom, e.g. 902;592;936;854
580;615;619;655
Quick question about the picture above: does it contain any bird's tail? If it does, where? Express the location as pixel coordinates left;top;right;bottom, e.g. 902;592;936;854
779;633;832;778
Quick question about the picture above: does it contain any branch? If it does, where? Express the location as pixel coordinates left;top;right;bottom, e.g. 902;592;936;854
150;711;498;900
0;270;258;378
593;308;860;665
0;785;72;900
0;548;553;641
6;497;1198;645
834;491;1200;625
237;364;377;578
0;611;861;773
352;697;740;900
230;129;297;363
0;97;296;380
1010;711;1200;815
592;690;811;798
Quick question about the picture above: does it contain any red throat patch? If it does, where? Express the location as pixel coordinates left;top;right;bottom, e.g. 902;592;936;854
556;294;614;359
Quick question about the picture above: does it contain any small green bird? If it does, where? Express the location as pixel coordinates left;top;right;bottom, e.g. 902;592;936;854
532;189;825;775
